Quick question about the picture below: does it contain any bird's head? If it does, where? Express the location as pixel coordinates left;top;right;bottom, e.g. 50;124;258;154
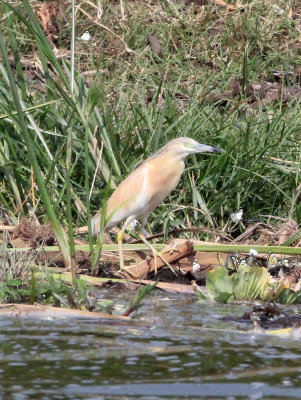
167;137;225;159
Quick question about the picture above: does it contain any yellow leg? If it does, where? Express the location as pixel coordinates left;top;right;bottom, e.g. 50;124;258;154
117;231;125;270
138;234;175;275
117;216;136;270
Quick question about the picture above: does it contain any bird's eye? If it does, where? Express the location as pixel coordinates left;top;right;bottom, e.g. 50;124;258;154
183;141;189;147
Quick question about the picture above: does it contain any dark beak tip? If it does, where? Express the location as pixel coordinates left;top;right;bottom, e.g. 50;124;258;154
214;147;226;153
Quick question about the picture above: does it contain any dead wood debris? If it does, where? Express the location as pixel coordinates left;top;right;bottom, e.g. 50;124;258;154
3;217;301;292
36;1;58;42
237;219;300;247
13;218;55;247
273;219;299;245
281;266;301;286
223;302;301;329
233;222;273;244
117;239;194;279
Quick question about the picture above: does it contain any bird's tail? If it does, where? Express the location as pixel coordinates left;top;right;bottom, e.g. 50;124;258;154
75;210;101;236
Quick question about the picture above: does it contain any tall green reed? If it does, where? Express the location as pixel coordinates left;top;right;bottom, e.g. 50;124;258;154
0;25;71;266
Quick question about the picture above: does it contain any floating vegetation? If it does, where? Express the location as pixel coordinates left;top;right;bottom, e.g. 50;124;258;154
195;265;301;305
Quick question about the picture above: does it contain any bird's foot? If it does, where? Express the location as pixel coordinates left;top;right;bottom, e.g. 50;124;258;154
153;249;176;275
138;234;176;275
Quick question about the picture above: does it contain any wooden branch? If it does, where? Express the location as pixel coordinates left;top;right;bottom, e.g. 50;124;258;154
123;239;194;279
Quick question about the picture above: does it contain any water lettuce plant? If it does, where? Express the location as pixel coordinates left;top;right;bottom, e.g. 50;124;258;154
196;265;301;305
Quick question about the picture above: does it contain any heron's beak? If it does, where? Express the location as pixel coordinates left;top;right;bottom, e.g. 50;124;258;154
195;143;225;154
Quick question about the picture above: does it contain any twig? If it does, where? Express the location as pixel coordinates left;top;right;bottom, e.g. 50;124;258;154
233;222;273;243
269;156;299;165
0;225;15;232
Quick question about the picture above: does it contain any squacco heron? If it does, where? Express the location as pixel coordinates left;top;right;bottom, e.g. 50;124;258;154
91;137;224;269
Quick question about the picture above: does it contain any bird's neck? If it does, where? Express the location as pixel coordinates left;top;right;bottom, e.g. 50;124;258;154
159;151;185;174
164;150;186;165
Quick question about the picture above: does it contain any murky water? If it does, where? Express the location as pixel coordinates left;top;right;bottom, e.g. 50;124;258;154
0;293;300;399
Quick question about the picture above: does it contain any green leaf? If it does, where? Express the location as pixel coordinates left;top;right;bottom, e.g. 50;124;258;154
96;299;114;313
131;281;157;309
206;267;235;302
277;288;301;305
6;278;22;287
234;266;270;301
194;287;208;301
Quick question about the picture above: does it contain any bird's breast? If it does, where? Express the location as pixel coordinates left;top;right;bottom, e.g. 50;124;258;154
144;156;185;212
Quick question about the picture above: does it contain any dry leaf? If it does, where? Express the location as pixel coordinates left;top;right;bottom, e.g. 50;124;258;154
36;1;58;41
274;219;298;245
147;35;162;57
211;0;235;11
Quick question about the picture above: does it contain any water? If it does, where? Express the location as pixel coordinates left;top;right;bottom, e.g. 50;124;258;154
0;293;300;399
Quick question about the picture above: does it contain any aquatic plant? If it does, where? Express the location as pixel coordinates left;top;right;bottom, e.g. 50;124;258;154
196;265;301;305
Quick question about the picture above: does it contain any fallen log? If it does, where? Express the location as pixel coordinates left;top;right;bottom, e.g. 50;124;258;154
121;239;194;279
